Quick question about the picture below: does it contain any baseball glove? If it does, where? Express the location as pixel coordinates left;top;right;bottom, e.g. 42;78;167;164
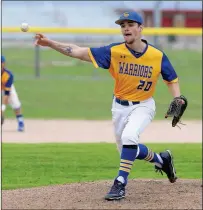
165;95;188;128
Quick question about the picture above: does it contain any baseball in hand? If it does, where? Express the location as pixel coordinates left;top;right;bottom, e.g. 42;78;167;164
20;23;29;32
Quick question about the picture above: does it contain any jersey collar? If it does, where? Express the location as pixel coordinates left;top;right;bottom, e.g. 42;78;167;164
125;39;148;59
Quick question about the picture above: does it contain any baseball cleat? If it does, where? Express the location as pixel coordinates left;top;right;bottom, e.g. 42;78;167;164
155;150;177;183
105;179;125;201
18;121;25;132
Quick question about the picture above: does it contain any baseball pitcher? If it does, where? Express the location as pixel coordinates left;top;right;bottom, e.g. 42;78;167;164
34;11;187;200
1;55;25;132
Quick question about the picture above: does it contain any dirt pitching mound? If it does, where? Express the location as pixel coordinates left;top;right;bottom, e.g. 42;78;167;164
2;179;202;209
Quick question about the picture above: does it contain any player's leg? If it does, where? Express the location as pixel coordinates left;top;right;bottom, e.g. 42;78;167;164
127;109;177;183
120;106;176;183
111;96;130;155
112;111;125;155
120;106;164;171
1;90;5;125
14;107;24;131
105;100;177;200
105;105;156;200
8;85;25;131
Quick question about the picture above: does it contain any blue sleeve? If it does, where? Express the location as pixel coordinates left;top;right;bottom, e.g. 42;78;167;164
161;53;178;82
89;45;111;69
5;74;14;88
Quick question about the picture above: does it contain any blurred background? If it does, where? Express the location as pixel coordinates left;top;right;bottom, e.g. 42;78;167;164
2;1;202;120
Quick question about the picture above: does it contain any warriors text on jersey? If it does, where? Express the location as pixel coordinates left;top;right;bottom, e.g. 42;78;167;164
88;39;178;101
1;69;14;95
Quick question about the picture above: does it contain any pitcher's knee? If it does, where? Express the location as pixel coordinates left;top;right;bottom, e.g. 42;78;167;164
122;134;139;145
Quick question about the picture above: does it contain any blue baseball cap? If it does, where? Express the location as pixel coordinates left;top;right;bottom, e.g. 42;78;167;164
1;55;6;63
115;11;143;25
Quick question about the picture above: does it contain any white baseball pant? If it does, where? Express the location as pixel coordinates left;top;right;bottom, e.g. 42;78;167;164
2;84;21;110
111;97;156;154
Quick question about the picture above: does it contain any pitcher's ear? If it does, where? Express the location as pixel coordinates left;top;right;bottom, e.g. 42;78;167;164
139;24;144;32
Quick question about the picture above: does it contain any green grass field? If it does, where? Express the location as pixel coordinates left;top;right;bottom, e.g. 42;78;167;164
2;143;202;190
2;48;202;120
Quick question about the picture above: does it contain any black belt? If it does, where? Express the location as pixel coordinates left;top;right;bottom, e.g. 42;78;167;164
115;97;140;106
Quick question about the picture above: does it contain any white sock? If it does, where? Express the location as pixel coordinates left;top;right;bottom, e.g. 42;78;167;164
116;176;125;184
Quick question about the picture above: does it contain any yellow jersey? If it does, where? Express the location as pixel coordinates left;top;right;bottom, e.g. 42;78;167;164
1;69;14;95
88;39;178;101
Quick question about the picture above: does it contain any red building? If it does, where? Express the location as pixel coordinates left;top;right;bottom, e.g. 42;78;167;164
142;9;202;28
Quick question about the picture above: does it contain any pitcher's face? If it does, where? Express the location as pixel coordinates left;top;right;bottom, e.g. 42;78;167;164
120;21;143;44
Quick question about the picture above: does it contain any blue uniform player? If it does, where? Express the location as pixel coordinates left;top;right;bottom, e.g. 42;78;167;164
34;11;187;201
1;55;25;131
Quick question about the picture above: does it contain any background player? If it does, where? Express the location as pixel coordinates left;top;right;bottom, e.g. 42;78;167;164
34;11;186;201
1;55;25;132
